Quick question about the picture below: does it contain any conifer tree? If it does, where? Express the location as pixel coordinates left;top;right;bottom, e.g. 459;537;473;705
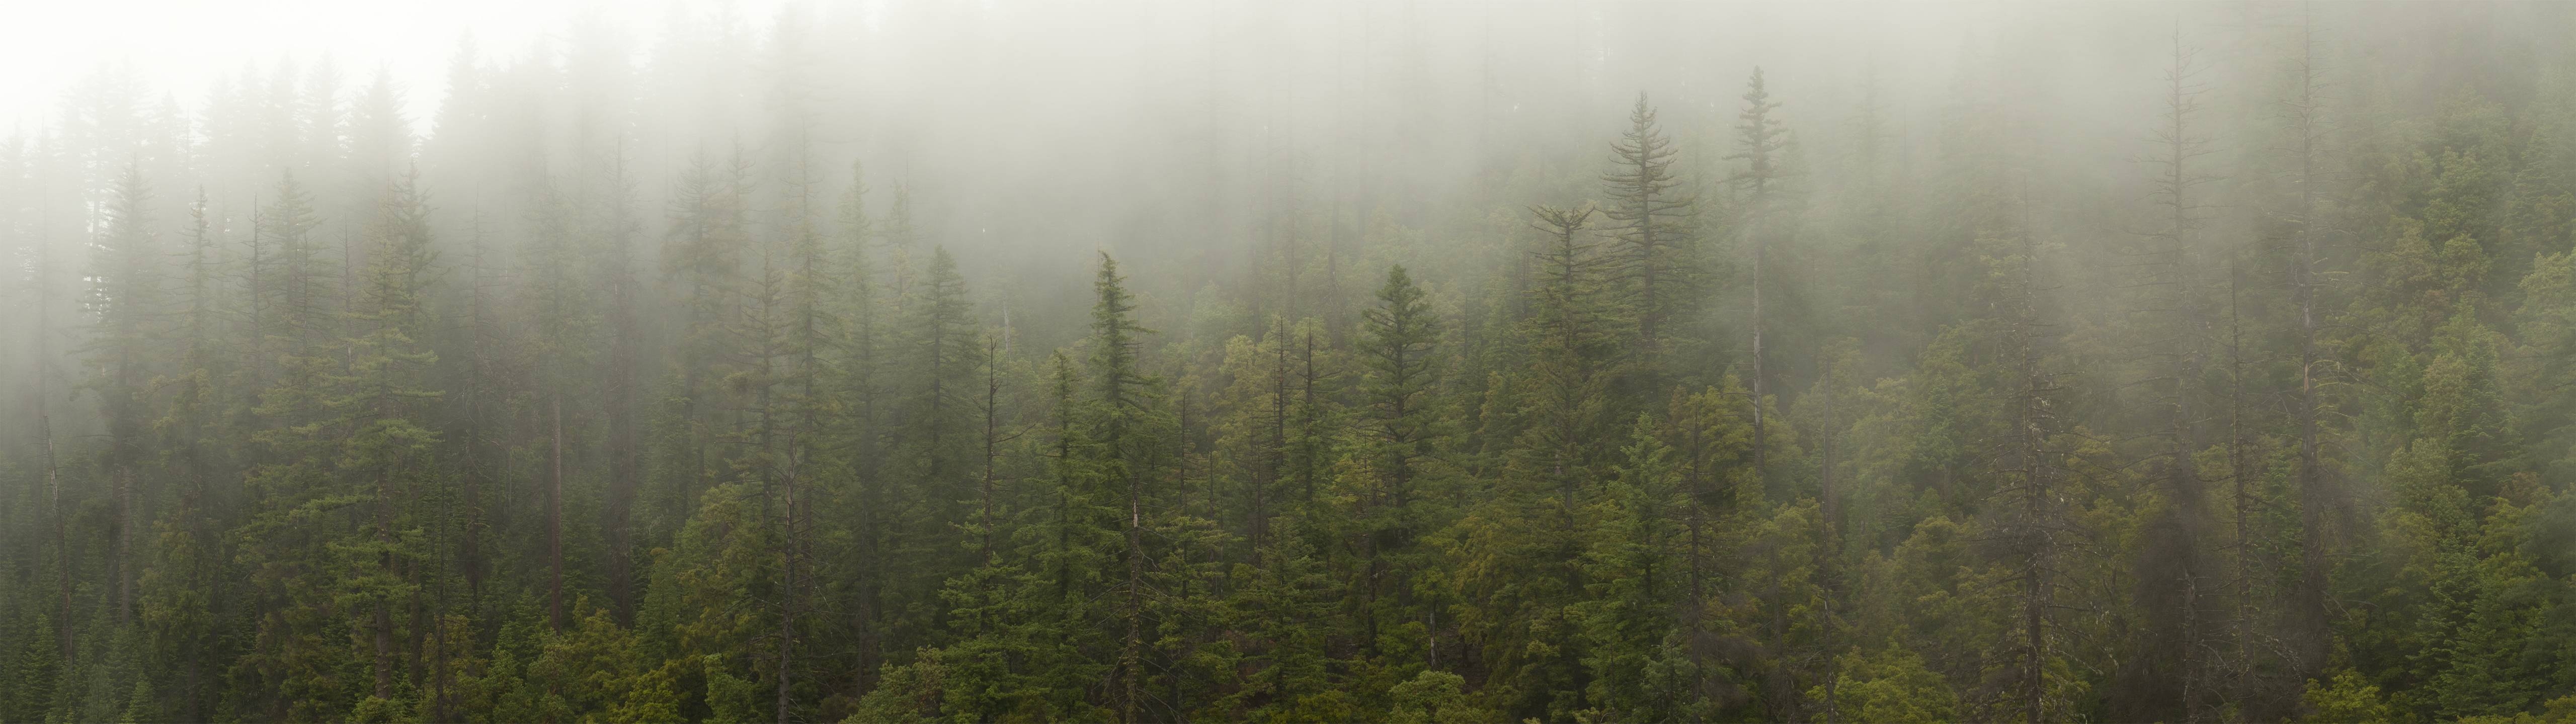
1089;252;1161;723
85;157;159;628
1449;204;1613;721
769;94;834;722
1520;205;1612;516
335;166;442;707
654;150;748;532
135;189;224;721
594;145;648;624
2278;8;2339;688
901;246;982;556
518;166;595;634
2118;27;2224;722
1574;414;1689;722
1730;67;1791;494
830;159;900;689
233;169;352;722
1600;94;1692;379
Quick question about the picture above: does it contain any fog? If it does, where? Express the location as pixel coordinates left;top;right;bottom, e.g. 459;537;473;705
8;2;2576;722
14;2;2560;327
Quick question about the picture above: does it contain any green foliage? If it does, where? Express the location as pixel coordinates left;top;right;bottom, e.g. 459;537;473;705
1387;670;1501;724
14;11;2576;724
2303;669;2396;723
1809;643;1959;724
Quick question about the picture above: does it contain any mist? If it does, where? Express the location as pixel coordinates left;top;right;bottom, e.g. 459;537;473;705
7;2;2576;722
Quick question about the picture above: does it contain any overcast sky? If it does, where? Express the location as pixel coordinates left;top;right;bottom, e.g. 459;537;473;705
0;0;801;134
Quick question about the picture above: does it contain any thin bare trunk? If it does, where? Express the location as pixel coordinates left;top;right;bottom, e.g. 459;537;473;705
982;339;1002;564
1122;470;1144;724
549;394;565;631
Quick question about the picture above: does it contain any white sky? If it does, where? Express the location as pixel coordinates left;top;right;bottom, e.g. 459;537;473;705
0;0;789;136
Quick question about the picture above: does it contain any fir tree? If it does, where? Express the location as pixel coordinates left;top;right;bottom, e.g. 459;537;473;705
1600;94;1694;381
1729;67;1791;498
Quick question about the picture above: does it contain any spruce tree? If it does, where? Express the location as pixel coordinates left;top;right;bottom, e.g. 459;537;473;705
901;246;982;559
1729;67;1790;496
1089;252;1159;723
84;157;159;628
1600;94;1692;379
2117;27;2223;722
1356;264;1442;667
135;189;224;721
2278;7;2338;689
334;167;442;707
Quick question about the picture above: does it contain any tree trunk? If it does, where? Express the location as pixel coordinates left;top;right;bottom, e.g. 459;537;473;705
373;598;394;699
117;467;133;624
1123;471;1144;724
778;473;796;724
550;394;565;632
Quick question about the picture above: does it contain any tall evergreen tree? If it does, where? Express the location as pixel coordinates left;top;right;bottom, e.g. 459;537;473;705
1601;95;1694;388
334;167;442;708
1356;264;1442;664
1730;67;1791;496
2116;27;2226;722
84;158;159;629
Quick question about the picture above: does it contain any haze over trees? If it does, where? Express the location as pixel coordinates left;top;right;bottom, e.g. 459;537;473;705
8;2;2576;722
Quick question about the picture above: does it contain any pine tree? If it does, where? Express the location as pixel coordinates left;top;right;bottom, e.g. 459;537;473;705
343;69;410;197
1448;205;1614;721
768;89;835;720
1574;414;1689;722
2277;7;2339;689
135;189;225;721
519;165;596;635
1982;180;2078;724
2116;26;2224;722
1089;252;1163;722
830;159;901;692
1520;205;1613;523
455;212;503;609
84;157;160;628
232;169;354;722
1600;94;1693;379
653;150;748;535
900;246;982;565
1729;67;1791;497
930;349;1120;721
1356;264;1443;669
595;143;648;625
333;166;442;707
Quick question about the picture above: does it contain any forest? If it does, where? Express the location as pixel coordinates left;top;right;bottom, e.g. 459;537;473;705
5;1;2576;722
